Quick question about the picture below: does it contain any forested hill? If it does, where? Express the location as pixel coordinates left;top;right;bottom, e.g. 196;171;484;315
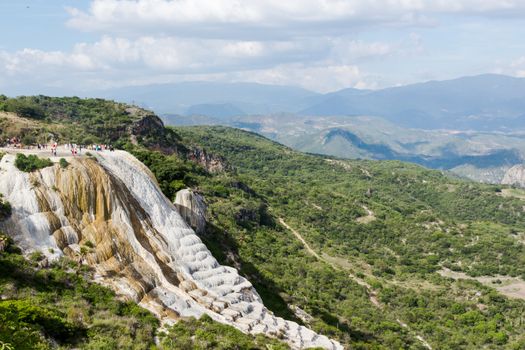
172;126;525;348
2;96;525;349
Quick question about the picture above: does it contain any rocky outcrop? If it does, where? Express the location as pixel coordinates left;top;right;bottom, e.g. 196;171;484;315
502;165;525;188
0;151;342;350
235;208;259;225
174;189;207;235
188;147;228;173
127;109;182;154
130;112;165;139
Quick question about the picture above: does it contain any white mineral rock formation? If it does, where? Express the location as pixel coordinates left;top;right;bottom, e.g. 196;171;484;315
502;165;525;188
0;151;342;350
174;189;207;235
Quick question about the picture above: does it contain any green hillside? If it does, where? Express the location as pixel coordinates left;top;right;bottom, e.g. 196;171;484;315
2;97;525;349
168;126;525;349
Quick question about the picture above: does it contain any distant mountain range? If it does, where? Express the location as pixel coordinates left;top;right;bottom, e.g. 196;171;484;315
301;74;525;131
98;81;317;116
97;74;525;131
159;113;525;184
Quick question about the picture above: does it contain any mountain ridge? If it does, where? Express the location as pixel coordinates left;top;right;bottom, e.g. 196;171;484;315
82;74;525;132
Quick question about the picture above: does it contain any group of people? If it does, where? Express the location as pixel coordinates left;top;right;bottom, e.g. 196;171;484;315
60;143;116;156
86;144;115;152
3;137;23;148
1;137;116;156
2;138;50;150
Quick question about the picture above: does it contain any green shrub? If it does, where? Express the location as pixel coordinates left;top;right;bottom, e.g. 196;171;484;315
29;250;45;262
0;299;82;348
59;158;69;169
0;195;11;221
3;98;46;120
0;243;158;349
159;314;289;350
15;154;53;172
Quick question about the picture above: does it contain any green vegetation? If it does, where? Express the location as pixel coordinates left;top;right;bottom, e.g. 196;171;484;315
14;154;53;172
0;96;46;120
0;232;158;349
0;195;10;221
59;158;69;169
163;125;525;349
159;314;289;350
0;96;131;144
0;96;169;148
130;149;205;201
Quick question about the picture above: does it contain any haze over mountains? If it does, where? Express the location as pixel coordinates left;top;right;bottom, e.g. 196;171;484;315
93;74;525;185
100;81;317;116
101;74;525;132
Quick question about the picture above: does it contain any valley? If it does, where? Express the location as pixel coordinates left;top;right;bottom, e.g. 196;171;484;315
152;75;525;187
163;113;525;186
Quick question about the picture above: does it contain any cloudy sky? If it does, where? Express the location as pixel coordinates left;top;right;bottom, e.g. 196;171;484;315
1;0;525;94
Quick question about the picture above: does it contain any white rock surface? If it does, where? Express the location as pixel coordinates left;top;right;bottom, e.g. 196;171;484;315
502;165;525;188
0;151;342;350
174;189;207;234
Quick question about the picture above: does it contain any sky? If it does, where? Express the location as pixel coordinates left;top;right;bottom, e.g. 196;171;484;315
1;0;525;95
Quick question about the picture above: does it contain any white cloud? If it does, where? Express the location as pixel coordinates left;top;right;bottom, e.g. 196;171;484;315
5;0;520;94
67;0;525;37
510;56;525;77
0;48;97;76
0;33;402;92
231;63;370;92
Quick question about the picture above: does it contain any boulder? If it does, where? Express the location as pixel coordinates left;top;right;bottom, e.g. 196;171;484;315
174;189;207;234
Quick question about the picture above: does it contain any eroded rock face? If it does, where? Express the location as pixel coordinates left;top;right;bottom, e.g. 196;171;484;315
0;152;342;350
174;189;207;235
188;147;228;173
502;165;525;188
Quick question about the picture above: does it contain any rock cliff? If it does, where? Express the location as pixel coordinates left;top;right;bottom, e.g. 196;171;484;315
188;147;228;173
0;151;341;350
502;165;525;188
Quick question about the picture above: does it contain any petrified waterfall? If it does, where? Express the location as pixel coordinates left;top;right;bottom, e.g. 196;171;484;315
0;151;342;350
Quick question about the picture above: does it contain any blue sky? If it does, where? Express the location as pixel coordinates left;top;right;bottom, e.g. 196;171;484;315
1;0;525;94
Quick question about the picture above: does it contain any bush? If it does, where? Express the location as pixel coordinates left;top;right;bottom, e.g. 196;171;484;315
0;300;81;347
159;314;289;350
15;154;53;172
59;158;69;169
3;98;46;120
0;243;158;349
0;195;11;221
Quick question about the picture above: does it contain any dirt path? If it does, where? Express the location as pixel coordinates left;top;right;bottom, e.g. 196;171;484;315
278;217;432;349
278;218;322;260
356;205;376;224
